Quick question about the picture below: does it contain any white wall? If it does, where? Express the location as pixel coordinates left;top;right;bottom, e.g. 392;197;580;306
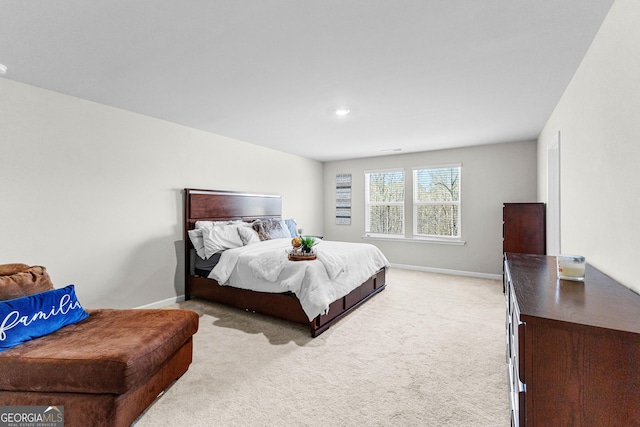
0;78;324;308
538;0;640;293
323;140;538;277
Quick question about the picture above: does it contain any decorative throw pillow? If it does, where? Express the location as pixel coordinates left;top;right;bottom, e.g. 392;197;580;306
0;284;89;352
0;265;55;301
0;264;31;276
275;219;293;239
237;224;260;245
284;219;299;237
252;219;291;241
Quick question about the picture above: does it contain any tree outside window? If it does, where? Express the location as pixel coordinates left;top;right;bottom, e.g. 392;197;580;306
365;169;404;236
413;166;461;238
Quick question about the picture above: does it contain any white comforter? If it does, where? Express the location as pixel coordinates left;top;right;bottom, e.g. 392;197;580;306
209;239;389;320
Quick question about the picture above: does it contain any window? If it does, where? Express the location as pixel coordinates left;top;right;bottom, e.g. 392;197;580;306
413;165;461;238
365;169;404;236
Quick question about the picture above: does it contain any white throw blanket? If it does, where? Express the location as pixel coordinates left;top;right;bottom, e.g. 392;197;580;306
316;249;348;280
210;239;389;320
248;249;287;282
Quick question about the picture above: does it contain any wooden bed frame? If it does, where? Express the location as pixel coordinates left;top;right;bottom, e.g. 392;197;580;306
183;188;386;337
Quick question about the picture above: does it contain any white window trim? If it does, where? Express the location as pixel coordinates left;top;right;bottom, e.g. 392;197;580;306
364;167;405;174
362;235;465;245
411;162;462;171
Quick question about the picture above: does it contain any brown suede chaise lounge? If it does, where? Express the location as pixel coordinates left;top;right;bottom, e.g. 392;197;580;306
0;263;199;427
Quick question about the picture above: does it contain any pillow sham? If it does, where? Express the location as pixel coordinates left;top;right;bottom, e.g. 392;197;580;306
237;225;260;245
0;284;89;352
253;219;291;241
195;220;233;229
191;221;228;259
187;229;206;259
202;224;244;259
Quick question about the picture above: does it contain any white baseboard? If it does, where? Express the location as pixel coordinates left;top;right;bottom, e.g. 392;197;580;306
389;263;502;281
136;295;185;309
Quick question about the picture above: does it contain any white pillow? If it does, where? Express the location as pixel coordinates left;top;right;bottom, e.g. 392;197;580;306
187;228;206;259
202;224;244;259
195;220;231;229
237;225;260;245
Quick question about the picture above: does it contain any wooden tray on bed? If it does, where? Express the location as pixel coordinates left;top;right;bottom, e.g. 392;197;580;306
287;253;316;261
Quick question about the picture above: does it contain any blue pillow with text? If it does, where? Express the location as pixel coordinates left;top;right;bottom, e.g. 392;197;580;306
0;285;89;352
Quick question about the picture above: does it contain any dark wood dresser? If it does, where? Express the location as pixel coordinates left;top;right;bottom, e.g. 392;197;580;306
503;203;546;255
504;252;640;427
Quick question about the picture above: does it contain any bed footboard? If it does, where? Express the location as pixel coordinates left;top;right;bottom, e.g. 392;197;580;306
186;267;386;337
310;267;386;337
187;275;310;325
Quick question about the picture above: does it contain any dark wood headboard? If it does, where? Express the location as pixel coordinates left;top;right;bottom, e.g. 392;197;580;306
184;188;282;228
183;188;282;284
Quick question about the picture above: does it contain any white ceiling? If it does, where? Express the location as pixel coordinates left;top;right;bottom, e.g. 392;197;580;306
0;1;614;162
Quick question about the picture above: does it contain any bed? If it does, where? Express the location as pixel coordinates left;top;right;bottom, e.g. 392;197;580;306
183;188;388;337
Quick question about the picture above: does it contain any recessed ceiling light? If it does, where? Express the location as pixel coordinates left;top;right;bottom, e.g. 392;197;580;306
334;107;350;116
0;64;7;75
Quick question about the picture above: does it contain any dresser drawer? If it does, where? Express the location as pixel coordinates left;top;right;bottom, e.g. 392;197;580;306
505;260;526;425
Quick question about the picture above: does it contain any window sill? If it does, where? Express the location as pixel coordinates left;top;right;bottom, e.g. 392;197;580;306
362;235;466;245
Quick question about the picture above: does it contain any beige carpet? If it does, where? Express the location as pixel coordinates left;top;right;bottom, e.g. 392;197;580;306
134;268;509;426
